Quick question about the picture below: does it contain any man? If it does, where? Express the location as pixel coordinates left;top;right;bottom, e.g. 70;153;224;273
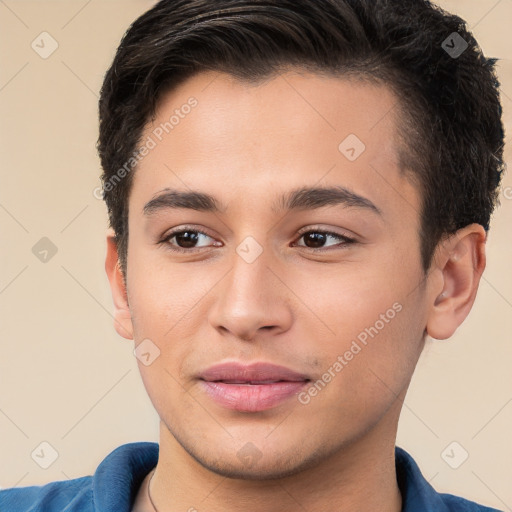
0;0;506;511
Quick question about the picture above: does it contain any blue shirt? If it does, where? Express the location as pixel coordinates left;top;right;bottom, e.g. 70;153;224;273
0;443;503;511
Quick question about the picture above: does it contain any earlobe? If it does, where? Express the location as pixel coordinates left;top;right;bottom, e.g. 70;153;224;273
105;229;134;340
426;224;486;341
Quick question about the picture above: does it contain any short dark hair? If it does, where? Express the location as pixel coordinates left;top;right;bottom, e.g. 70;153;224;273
98;0;505;279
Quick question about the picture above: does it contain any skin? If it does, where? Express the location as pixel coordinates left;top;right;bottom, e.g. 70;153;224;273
105;69;486;512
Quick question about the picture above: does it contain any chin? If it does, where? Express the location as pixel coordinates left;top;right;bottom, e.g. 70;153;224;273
185;442;330;481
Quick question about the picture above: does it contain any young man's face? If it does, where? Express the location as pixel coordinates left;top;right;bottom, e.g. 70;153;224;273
108;70;442;478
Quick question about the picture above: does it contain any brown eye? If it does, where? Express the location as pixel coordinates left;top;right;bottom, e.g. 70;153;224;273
173;231;201;249
295;230;356;251
160;228;218;253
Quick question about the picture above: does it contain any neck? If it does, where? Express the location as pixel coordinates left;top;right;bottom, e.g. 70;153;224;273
149;412;402;512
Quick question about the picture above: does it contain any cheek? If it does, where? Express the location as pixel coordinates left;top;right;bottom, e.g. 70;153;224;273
296;264;424;403
297;303;423;444
292;261;405;341
127;244;212;333
125;258;197;391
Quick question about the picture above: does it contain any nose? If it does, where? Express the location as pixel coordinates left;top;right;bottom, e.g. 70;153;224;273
208;246;293;342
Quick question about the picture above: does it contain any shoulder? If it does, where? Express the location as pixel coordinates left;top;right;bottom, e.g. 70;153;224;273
439;492;504;512
0;476;93;512
395;446;504;512
0;442;159;512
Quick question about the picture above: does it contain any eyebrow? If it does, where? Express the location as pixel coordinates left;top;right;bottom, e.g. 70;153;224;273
143;186;382;216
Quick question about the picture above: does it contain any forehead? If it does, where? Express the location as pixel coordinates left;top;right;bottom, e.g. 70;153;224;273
130;69;419;226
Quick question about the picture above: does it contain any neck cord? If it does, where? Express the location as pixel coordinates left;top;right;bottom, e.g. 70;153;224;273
147;469;159;512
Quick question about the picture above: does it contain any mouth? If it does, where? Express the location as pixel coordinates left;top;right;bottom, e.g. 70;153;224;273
211;380;296;385
198;362;311;412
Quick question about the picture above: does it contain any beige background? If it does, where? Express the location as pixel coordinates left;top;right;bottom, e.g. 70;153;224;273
0;0;511;509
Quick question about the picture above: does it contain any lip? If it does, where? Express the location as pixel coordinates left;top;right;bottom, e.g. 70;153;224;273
198;362;310;412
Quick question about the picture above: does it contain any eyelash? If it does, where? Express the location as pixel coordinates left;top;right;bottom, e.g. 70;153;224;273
158;225;356;254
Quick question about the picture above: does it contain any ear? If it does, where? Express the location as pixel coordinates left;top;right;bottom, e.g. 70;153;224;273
426;224;487;340
105;228;133;340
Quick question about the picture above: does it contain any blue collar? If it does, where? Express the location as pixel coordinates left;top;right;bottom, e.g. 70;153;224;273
92;442;158;511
